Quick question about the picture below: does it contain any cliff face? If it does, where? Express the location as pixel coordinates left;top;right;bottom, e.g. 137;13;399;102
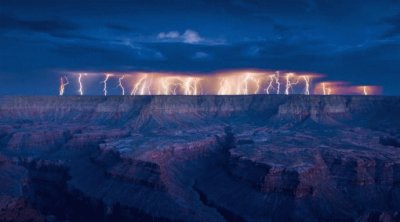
0;95;398;125
0;95;400;222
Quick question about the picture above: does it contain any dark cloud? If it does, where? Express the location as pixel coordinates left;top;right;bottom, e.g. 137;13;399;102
0;14;79;38
104;23;135;32
381;13;400;38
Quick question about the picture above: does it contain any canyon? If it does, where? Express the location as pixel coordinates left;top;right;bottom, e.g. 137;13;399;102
0;95;400;222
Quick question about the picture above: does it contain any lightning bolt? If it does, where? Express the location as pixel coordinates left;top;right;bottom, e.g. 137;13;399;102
101;74;113;96
59;75;69;96
284;73;298;95
254;78;260;94
118;75;125;95
275;71;281;94
302;75;311;95
264;75;274;95
78;73;86;96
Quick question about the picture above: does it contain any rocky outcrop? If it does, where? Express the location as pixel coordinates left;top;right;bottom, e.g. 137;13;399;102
0;95;398;127
0;95;399;222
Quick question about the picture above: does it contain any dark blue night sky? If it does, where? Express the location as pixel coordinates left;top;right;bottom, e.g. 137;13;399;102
1;0;399;95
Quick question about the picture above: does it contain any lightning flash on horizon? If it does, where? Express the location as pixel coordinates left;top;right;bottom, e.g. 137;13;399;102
62;70;380;96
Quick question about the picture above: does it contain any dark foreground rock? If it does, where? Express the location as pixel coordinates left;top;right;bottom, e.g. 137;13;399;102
0;95;400;222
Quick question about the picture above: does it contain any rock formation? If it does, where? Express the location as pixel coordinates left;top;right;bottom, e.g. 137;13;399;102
0;95;399;222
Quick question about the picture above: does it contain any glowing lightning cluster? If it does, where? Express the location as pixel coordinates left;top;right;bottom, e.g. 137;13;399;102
264;72;313;95
182;77;201;95
131;74;153;95
60;71;381;96
130;74;202;95
218;72;261;95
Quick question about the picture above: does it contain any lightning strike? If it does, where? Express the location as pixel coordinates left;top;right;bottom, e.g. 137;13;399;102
254;78;261;94
302;75;311;95
101;74;113;96
59;75;69;96
284;73;298;95
265;75;275;94
78;73;86;96
118;75;126;95
275;71;281;94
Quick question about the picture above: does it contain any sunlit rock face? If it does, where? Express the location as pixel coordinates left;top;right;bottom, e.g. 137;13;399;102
0;95;400;222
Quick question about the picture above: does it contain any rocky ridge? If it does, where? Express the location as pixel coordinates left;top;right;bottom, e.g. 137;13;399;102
0;95;399;222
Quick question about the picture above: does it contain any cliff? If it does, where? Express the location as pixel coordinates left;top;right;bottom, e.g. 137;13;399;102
0;95;398;125
0;95;400;222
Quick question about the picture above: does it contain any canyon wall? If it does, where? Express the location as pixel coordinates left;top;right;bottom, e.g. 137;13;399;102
0;95;400;222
